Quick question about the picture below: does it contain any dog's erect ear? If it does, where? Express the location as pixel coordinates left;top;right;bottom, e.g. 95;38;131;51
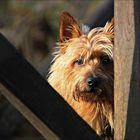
104;18;114;36
60;12;81;42
104;18;114;43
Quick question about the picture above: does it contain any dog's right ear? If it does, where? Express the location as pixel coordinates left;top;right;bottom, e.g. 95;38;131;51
60;12;81;42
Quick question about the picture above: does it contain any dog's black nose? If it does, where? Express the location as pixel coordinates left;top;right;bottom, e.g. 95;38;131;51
87;77;99;87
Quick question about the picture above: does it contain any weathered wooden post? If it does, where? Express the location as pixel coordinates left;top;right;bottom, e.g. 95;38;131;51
114;0;140;139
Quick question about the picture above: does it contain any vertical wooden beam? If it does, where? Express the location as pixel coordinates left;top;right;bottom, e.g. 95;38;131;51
115;0;140;139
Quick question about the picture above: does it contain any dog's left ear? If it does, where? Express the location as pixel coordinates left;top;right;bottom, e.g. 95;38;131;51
104;18;114;36
60;12;81;42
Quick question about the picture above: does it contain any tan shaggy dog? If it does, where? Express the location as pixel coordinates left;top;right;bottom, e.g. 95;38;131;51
48;12;114;140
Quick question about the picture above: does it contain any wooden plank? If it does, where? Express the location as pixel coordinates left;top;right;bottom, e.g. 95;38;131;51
114;0;140;139
0;84;59;140
0;33;100;140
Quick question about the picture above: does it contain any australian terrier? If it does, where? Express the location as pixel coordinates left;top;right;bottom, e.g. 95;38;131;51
48;12;114;140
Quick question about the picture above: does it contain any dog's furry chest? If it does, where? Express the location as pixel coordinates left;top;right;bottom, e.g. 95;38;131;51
68;99;111;130
68;98;113;140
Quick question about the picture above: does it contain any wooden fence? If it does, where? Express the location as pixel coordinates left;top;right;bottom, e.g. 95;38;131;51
114;0;140;140
0;0;140;139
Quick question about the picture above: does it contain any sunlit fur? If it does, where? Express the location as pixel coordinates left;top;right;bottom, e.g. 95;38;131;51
47;12;114;139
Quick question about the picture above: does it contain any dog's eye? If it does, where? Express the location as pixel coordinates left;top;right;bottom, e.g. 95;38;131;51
101;56;112;65
75;59;83;66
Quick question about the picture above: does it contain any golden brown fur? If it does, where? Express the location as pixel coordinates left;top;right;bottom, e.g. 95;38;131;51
48;12;114;140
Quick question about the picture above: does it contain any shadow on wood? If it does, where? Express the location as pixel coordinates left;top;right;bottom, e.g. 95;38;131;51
125;1;140;139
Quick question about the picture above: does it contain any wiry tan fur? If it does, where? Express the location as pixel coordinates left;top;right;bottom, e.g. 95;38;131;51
47;12;114;140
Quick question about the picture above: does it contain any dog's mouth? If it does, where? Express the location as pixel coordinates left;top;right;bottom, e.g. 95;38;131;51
74;86;104;102
87;87;102;96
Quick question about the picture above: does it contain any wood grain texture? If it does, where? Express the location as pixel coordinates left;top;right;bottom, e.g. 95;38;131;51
114;0;140;139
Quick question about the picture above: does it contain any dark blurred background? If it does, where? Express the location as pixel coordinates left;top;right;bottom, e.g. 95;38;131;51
0;0;113;140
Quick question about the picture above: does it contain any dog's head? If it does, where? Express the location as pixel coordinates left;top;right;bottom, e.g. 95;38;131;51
49;12;114;102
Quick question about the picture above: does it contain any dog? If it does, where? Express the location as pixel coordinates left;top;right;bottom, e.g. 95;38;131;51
47;12;114;140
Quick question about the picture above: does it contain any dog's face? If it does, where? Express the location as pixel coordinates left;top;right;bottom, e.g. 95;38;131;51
66;38;114;102
59;36;114;102
49;12;114;102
